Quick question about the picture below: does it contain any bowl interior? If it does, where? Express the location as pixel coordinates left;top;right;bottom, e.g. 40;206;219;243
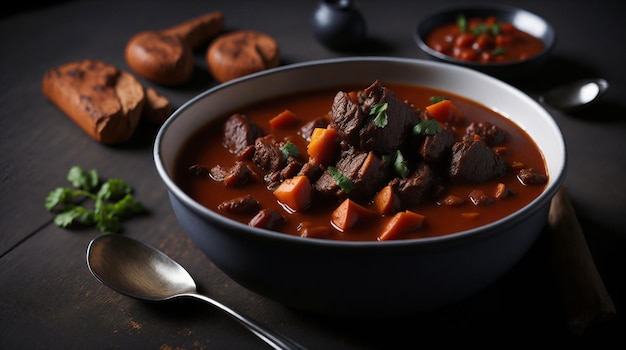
155;57;566;244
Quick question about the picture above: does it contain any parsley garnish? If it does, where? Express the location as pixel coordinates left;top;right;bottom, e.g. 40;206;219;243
429;96;449;104
413;120;442;135
393;151;410;178
384;150;410;179
327;166;354;193
457;13;467;33
370;102;389;128
492;47;506;56
45;165;144;234
280;140;300;160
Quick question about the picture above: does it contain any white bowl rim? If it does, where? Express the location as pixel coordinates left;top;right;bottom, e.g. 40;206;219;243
154;56;567;248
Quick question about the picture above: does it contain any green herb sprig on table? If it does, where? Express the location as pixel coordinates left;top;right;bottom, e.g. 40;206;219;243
44;165;145;234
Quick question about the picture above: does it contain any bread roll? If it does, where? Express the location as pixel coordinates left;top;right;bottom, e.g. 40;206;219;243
125;12;224;86
42;59;145;145
207;30;280;83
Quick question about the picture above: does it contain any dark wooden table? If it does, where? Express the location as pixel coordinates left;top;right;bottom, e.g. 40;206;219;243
1;1;624;348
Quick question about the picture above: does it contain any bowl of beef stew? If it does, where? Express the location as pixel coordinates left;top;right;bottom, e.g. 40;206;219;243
154;57;566;317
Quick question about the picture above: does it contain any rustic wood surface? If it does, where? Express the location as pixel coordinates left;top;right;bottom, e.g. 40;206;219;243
1;1;624;349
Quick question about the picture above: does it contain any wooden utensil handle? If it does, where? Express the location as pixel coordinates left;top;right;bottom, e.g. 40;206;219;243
548;186;616;335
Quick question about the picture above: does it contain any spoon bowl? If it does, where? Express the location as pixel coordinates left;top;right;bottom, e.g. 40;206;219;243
539;78;609;112
86;235;305;350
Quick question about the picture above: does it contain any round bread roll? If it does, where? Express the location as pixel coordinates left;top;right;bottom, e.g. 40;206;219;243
125;31;194;86
207;30;280;83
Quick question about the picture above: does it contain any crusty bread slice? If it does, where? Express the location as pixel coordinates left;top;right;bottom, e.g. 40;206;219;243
42;59;145;145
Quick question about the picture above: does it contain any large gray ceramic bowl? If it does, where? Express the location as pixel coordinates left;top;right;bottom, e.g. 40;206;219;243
154;57;566;317
414;4;556;81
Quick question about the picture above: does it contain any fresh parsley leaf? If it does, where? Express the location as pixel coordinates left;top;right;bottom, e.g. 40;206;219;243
67;165;99;192
413;120;443;135
393;151;410;179
457;13;467;33
110;194;144;218
54;206;95;228
328;166;354;194
370;102;389;128
45;166;144;234
280;140;300;160
97;179;132;201
429;96;449;104
471;23;488;36
492;47;506;56
491;22;501;35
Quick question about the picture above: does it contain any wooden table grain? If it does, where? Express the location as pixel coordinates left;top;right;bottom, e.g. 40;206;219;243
1;1;624;349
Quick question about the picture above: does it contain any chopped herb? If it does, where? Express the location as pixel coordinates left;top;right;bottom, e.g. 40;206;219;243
44;165;144;234
413;120;443;135
457;13;467;33
328;166;354;193
383;151;410;178
370;102;389;128
491;22;501;35
393;151;410;179
492;47;506;56
471;22;488;36
429;96;448;104
280;140;300;159
67;165;99;192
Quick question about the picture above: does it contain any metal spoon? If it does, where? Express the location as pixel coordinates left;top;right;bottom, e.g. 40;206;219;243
539;78;609;112
86;234;306;350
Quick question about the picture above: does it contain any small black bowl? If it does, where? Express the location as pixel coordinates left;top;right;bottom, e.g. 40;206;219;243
414;4;556;81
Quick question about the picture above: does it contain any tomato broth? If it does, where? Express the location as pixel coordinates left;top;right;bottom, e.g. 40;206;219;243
175;83;547;241
425;15;545;64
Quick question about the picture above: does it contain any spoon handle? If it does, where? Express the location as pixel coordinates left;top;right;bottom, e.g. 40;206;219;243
181;293;307;350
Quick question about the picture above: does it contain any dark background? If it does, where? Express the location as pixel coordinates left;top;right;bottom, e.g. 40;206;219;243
1;1;624;349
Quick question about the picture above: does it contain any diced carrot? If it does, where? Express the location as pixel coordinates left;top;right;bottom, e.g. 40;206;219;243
269;109;298;129
348;91;359;103
331;198;376;231
273;175;312;212
373;185;401;215
425;99;463;123
378;210;425;241
307;127;337;165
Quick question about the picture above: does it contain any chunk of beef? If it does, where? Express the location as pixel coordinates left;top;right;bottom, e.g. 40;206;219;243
223;114;264;155
388;162;434;207
297;160;324;183
357;81;421;154
329;91;363;146
329;80;420;155
252;135;284;172
299;116;328;141
463;121;506;146
248;208;285;230
468;189;494;205
217;195;260;215
264;156;304;191
209;161;253;186
420;127;456;163
449;139;508;183
280;156;303;179
314;146;389;200
517;168;548;185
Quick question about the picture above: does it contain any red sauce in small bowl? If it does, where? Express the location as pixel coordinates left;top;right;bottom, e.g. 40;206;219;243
425;14;544;64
